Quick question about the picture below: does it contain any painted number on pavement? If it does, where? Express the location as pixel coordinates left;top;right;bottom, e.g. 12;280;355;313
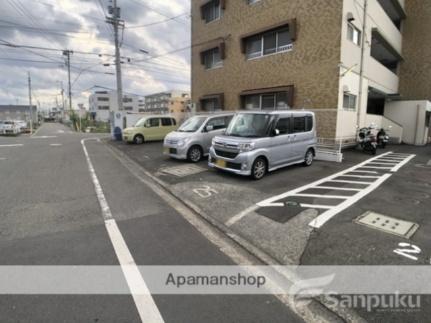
393;242;421;261
193;186;218;198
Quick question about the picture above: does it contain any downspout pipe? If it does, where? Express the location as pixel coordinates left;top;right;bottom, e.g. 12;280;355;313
357;0;368;128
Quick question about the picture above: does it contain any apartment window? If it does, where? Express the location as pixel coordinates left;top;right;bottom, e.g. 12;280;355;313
243;92;291;110
200;94;224;111
123;98;133;103
347;23;361;46
245;27;293;59
98;106;109;110
201;98;220;111
124;106;133;111
202;47;223;69
343;93;357;110
97;97;109;101
201;0;222;23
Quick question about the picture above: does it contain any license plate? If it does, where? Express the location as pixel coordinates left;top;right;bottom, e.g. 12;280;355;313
216;159;226;168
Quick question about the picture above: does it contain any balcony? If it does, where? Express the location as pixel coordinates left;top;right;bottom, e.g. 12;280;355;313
370;28;402;78
376;0;406;30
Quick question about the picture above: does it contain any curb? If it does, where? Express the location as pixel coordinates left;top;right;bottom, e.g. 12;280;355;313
105;140;366;323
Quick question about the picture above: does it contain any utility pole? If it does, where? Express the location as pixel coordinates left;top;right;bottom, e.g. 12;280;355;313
27;72;33;134
107;0;124;111
60;81;65;119
63;50;73;112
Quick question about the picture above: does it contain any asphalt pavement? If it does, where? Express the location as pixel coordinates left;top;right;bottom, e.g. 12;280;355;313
0;123;303;323
109;136;431;323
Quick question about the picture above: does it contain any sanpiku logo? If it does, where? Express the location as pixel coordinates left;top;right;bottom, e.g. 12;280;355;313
324;293;421;313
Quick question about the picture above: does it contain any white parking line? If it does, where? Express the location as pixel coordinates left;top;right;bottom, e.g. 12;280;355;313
300;204;333;210
360;166;393;169
0;157;6;160
247;151;416;229
0;144;23;147
50;144;62;147
81;139;164;323
377;158;405;162
314;186;362;192
391;155;416;172
340;175;381;179
368;162;398;165
255;152;394;209
31;136;57;139
294;194;349;199
309;174;392;228
328;179;373;185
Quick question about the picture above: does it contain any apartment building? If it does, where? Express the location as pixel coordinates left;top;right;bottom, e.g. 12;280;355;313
192;0;431;144
89;91;145;122
144;90;190;115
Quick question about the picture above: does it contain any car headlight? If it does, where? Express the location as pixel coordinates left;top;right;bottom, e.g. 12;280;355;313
177;139;187;147
238;142;255;152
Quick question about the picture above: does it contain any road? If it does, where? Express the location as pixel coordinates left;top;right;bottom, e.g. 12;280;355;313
0;123;302;323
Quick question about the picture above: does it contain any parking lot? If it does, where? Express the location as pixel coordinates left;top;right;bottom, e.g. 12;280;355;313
108;140;431;270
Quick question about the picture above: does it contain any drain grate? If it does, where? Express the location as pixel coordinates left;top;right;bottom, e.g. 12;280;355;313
355;211;419;238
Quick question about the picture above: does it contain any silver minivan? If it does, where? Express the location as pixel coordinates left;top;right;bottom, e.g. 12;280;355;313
163;113;235;162
208;110;317;179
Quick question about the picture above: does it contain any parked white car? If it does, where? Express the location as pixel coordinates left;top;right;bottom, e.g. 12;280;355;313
0;121;20;135
13;120;28;133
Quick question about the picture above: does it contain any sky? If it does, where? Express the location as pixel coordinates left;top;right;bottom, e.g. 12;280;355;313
0;0;191;110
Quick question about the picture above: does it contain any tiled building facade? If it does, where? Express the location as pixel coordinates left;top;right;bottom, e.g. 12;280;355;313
192;0;431;143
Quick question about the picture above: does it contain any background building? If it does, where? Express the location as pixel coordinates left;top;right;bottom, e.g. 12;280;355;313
89;91;145;122
145;90;190;114
0;105;38;124
191;0;431;145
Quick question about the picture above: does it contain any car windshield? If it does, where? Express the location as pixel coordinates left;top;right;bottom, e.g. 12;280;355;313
134;118;147;127
177;116;207;132
225;113;272;138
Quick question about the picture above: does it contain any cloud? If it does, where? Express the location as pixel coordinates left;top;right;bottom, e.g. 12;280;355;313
0;0;191;109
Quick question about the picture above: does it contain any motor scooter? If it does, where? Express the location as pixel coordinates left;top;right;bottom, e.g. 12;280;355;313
358;126;378;155
377;126;391;148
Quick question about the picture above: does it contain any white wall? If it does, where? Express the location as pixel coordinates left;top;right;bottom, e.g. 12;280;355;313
384;100;430;145
337;0;403;138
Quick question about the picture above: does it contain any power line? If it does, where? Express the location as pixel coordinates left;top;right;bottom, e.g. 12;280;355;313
127;0;189;26
126;13;189;29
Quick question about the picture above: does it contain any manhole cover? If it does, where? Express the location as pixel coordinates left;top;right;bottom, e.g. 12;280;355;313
159;165;206;177
355;211;419;238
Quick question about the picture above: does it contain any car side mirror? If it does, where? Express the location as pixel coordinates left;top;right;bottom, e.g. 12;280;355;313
273;129;280;136
206;125;214;132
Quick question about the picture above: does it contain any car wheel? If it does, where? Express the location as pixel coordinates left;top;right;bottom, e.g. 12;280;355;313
134;134;144;145
187;145;202;163
303;149;314;167
251;157;267;180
